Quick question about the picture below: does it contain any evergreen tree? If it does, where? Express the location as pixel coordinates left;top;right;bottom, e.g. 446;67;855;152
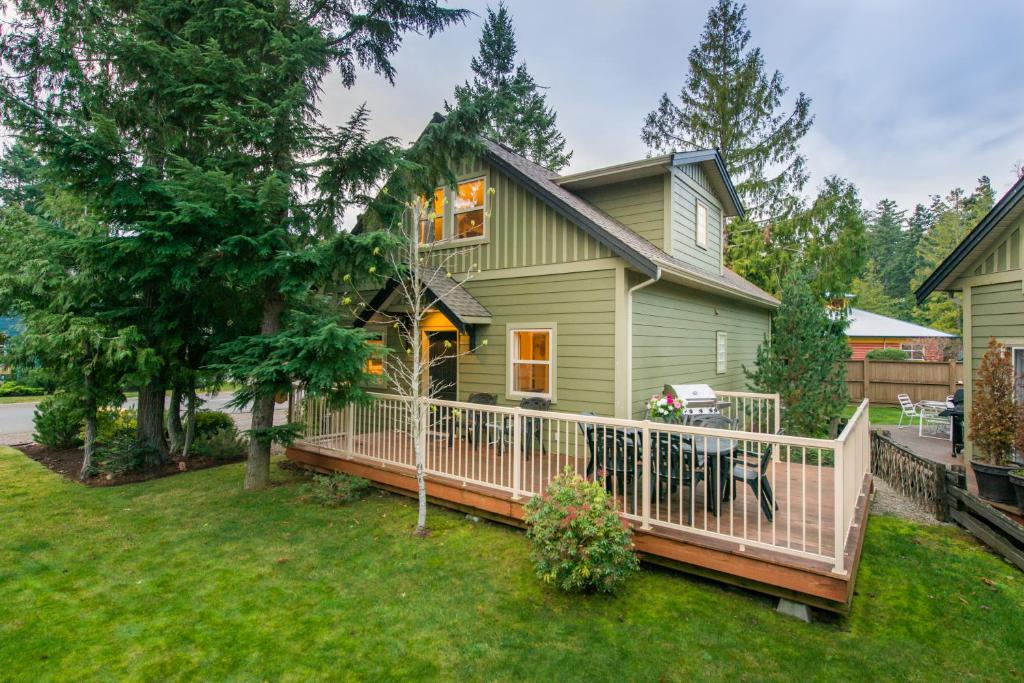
642;0;812;221
851;260;899;318
745;267;850;438
448;3;571;171
729;175;867;297
2;0;475;489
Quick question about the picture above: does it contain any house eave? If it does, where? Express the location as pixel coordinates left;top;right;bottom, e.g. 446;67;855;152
655;261;779;309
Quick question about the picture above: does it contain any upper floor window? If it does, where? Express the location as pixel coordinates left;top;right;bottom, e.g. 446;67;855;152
418;188;445;245
418;177;487;245
696;202;709;248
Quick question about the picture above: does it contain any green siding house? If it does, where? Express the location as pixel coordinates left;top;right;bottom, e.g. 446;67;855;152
360;136;778;419
917;174;1024;460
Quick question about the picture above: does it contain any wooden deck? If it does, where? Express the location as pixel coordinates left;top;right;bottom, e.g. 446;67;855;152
289;428;871;611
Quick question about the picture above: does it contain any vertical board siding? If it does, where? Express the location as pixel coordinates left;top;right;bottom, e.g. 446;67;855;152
679;162;713;193
670;165;723;275
577;176;665;249
424;159;613;274
973;228;1021;276
631;278;770;418
458;269;617;416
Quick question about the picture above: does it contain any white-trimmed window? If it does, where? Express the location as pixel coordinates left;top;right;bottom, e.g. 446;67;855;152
509;325;554;399
900;343;925;361
454;177;485;240
696;202;709;248
716;331;727;374
365;331;386;383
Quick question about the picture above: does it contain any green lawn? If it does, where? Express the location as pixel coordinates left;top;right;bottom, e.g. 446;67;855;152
1;447;1022;681
843;403;905;425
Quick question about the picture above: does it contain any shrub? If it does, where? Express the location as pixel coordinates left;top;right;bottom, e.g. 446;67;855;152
866;348;908;361
96;408;137;443
193;410;235;438
523;468;639;594
970;337;1017;465
191;423;248;460
33;394;84;449
0;381;45;397
89;434;154;478
300;472;372;507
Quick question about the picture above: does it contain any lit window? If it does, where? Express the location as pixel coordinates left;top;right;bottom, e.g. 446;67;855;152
510;328;552;398
696;202;708;247
899;343;925;361
454;177;485;239
716;331;727;374
365;332;386;383
418;188;444;244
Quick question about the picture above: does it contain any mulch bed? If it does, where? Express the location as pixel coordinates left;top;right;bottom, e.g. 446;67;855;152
18;443;244;487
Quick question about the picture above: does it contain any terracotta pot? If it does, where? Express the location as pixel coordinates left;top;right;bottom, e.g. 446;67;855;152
1008;471;1024;514
971;460;1017;504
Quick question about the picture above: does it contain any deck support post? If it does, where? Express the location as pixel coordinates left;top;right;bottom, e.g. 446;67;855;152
511;408;522;500
833;441;846;574
776;598;813;623
641;420;652;530
344;404;354;456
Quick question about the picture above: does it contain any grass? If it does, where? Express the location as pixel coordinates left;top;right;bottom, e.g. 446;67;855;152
2;448;1022;681
843;403;905;425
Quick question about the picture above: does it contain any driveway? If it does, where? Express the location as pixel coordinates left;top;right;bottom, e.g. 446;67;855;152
0;392;290;446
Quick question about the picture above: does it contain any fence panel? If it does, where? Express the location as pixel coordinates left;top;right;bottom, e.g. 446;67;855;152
844;359;962;405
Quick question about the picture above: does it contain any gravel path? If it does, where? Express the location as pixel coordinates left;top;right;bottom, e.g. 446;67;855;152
871;477;948;526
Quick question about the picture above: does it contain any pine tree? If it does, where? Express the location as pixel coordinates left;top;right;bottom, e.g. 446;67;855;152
642;0;812;221
447;2;572;171
851;260;900;318
745;267;850;438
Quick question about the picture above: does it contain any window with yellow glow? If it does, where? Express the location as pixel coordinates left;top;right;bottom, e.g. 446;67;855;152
454;177;485;239
510;328;552;397
365;332;386;383
418;188;444;244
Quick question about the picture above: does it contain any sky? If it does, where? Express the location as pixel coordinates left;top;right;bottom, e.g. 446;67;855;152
322;0;1024;216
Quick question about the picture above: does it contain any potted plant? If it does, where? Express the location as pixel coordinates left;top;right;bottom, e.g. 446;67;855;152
1009;470;1024;514
968;338;1019;503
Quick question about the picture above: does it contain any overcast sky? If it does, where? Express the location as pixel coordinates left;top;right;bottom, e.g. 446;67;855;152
323;0;1024;216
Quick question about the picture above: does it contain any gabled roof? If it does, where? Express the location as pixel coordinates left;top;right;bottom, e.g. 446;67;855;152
916;174;1024;302
481;139;777;307
846;308;954;339
355;267;492;333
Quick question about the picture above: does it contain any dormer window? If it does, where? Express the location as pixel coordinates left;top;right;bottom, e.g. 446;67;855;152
454;177;485;239
418;177;487;245
696;202;709;248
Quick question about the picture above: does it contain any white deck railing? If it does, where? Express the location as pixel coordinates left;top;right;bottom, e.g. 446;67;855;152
297;393;871;575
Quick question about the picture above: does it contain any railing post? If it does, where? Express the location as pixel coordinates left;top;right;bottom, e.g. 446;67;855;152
773;393;781;434
511;407;523;500
344;403;354;456
641;420;652;530
833;440;846;574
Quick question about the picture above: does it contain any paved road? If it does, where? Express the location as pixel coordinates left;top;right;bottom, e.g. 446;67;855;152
0;392;288;446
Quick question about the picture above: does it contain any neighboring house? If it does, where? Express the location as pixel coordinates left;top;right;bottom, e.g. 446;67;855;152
917;173;1024;459
356;130;778;419
845;307;956;361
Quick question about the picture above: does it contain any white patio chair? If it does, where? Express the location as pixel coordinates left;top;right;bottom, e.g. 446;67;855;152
918;401;952;440
896;394;919;428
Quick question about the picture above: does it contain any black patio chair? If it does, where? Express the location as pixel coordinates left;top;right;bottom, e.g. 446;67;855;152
518;396;550;459
464;392;502;451
727;429;783;522
650;430;705;524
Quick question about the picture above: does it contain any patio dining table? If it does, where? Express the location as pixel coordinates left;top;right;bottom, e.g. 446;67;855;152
917;400;952;438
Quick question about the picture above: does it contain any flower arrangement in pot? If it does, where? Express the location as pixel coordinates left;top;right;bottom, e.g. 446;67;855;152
968;338;1020;504
646;393;686;423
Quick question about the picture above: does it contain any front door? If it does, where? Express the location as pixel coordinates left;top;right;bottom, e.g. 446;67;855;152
427;331;458;401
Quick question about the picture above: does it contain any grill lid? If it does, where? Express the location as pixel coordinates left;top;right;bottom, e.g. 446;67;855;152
663;383;717;406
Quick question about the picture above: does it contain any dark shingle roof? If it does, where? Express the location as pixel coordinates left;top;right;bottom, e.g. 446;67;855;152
481;140;778;307
422;267;491;322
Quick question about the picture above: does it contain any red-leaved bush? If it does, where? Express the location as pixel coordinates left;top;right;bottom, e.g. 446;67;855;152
969;337;1018;465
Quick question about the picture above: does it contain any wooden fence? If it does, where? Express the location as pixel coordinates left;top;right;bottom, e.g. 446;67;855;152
846;359;962;405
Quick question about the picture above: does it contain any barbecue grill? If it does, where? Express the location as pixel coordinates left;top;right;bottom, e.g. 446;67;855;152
663;383;722;417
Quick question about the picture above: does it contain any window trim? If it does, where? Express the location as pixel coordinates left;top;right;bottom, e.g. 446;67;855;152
716;331;727;375
452;175;487;242
507;322;556;401
696;201;709;249
418;187;445;246
899;342;925;361
364;329;387;385
417;173;490;250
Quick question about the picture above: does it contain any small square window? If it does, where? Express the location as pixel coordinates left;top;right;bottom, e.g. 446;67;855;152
899;343;925;361
509;328;553;398
716;331;727;374
696;202;709;248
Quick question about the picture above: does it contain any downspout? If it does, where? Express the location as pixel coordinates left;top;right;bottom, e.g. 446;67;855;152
624;268;662;419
